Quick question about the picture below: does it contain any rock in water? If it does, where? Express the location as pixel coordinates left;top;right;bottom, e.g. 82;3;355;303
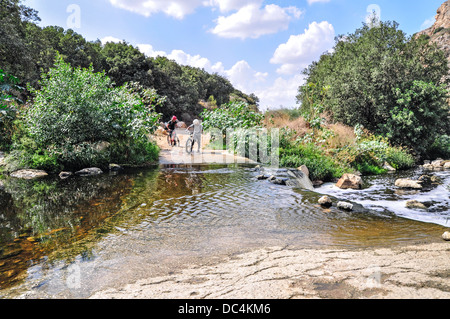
286;169;314;191
337;202;353;211
442;232;450;241
109;164;123;171
318;196;332;208
59;171;73;179
336;174;362;190
10;169;48;180
395;179;423;189
406;200;427;210
75;167;103;176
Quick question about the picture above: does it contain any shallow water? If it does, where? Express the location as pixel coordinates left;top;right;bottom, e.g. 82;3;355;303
0;164;448;298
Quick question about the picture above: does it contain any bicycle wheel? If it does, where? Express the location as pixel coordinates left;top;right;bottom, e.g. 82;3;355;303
186;138;194;154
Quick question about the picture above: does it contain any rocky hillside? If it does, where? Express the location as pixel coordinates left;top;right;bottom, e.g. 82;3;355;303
417;1;450;64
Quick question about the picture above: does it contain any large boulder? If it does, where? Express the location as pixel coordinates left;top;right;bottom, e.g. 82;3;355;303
286;168;314;191
75;167;103;176
395;179;423;189
336;174;362;190
10;169;48;180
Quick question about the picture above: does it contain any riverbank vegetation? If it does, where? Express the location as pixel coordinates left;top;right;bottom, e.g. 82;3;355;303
3;57;163;173
1;0;449;179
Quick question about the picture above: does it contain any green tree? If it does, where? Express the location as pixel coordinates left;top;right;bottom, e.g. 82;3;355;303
297;20;449;156
383;80;449;156
0;0;40;84
12;56;163;171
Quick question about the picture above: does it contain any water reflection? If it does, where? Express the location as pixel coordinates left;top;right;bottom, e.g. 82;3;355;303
0;164;448;296
0;173;136;289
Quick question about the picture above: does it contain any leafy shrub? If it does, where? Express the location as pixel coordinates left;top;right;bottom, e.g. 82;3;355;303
383;81;450;157
0;69;22;150
9;56;163;171
385;146;416;170
280;143;347;181
201;100;264;134
427;135;450;159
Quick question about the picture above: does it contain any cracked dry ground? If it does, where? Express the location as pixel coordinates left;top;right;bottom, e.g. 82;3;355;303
91;243;450;299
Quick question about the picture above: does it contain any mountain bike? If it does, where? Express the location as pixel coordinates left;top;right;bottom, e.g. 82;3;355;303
185;132;194;154
168;129;180;147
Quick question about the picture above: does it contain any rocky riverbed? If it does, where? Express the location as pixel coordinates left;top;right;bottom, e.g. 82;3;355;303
90;242;450;299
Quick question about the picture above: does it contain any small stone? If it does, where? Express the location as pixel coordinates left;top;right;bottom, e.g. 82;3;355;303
10;169;48;180
383;162;396;171
336;174;362;190
444;162;450;169
406;200;427;210
442;232;450;241
298;165;309;178
256;174;269;180
59;171;73;179
431;159;443;168
269;178;287;185
75;167;103;176
423;164;434;170
337;201;353;211
395;179;422;189
109;164;122;171
318;196;332;208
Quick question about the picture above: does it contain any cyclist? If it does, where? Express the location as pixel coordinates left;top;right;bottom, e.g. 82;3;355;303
165;116;178;146
186;119;203;153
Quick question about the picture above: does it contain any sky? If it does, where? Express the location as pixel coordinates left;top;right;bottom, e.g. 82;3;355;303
23;0;445;110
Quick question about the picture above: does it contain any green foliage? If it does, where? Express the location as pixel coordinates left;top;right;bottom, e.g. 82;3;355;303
297;20;449;157
428;135;450;159
385;146;416;170
201;100;264;134
383;80;450;156
279;143;347;181
0;69;22;150
1;1;251;124
9;56;162;171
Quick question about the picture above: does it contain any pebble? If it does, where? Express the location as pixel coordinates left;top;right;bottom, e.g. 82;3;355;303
337;202;353;211
318;196;332;208
442;232;450;241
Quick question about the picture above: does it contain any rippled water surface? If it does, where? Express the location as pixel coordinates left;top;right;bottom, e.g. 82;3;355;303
0;164;448;298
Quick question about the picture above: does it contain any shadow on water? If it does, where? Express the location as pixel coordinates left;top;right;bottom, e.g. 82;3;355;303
0;164;448;297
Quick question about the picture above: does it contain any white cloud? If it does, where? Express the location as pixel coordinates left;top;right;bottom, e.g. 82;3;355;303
307;0;331;4
421;16;435;30
100;36;123;44
204;0;262;12
223;60;268;92
210;4;304;39
270;21;335;75
137;44;167;58
108;0;203;19
256;74;305;110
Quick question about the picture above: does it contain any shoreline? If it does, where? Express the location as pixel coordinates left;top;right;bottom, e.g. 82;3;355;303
90;241;450;299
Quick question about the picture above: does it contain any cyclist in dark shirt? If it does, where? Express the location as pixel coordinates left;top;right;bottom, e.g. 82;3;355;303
165;116;178;145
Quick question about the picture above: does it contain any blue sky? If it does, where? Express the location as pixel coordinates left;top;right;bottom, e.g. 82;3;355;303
23;0;445;110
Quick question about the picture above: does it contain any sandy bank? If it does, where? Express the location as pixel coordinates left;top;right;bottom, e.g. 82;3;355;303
91;242;450;299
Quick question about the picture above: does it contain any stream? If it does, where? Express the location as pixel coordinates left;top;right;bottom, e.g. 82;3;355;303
0;164;448;298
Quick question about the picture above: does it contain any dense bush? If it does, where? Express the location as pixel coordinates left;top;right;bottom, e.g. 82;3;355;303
382;81;450;156
7;56;163;172
280;143;347;181
297;20;450;157
0;69;22;150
